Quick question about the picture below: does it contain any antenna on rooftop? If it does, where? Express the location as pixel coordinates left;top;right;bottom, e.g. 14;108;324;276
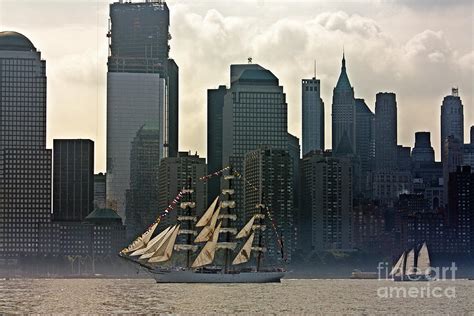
248;57;253;64
313;59;317;79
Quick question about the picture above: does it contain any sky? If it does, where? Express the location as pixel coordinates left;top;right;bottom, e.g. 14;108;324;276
0;0;472;173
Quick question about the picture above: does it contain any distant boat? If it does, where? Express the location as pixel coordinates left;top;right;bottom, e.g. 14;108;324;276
351;270;378;279
390;242;432;281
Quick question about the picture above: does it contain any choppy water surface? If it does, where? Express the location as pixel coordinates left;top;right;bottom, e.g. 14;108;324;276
0;278;473;314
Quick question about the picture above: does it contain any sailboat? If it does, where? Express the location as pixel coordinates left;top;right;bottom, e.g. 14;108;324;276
390;242;433;281
120;170;285;283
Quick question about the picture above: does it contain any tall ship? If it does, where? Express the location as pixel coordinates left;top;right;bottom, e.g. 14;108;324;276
390;242;432;281
119;169;285;283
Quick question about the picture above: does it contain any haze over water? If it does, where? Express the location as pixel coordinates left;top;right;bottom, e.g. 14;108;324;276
1;279;473;314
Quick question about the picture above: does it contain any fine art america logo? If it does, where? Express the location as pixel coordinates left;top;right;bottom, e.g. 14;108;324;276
376;262;457;298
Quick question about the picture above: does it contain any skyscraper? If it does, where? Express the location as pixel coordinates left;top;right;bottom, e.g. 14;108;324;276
106;1;178;218
443;136;463;203
126;124;160;240
53;139;94;222
355;98;375;194
157;152;207;228
222;64;288;224
441;88;464;160
207;85;227;205
332;53;356;156
447;166;474;254
463;126;474;168
93;173;107;209
302;77;324;155
412;132;435;163
244;147;294;262
300;151;353;251
375;92;398;171
0;31;52;256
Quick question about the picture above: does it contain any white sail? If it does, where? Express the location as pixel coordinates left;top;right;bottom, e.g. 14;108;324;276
196;196;218;227
140;225;177;260
194;205;221;243
232;232;255;265
416;243;431;275
148;224;181;263
130;226;171;257
121;222;158;253
390;252;406;276
191;221;222;268
236;215;256;239
405;249;416;275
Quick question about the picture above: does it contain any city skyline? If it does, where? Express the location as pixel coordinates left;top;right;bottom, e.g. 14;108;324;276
0;0;472;173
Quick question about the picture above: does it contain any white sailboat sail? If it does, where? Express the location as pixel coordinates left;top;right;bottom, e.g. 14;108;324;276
232;232;255;265
390;252;406;276
121;222;158;254
405;249;416;275
130;226;171;257
147;225;180;263
236;215;256;239
140;226;176;260
191;221;222;268
196;196;218;227
416;243;431;275
194;205;221;243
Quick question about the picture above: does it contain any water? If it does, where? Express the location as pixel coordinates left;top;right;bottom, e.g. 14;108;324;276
1;278;473;314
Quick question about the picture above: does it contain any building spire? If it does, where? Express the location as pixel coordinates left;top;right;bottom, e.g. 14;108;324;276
342;47;346;70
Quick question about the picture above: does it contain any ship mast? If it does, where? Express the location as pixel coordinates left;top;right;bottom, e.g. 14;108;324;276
223;166;235;273
175;176;198;268
256;193;265;272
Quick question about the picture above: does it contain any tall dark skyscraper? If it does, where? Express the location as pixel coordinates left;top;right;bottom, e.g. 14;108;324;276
355;98;375;193
0;32;52;256
302;77;324;155
447;166;474;254
126;124;160;240
106;1;179;218
158;152;207;228
244;147;294;262
53;139;94;222
375;92;398;171
300;151;353;251
412;132;435;163
441;88;464;160
222;64;288;225
332;53;356;156
207;85;227;205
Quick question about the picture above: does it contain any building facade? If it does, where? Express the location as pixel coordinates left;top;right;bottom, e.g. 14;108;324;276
355;98;375;195
412;132;435;163
222;64;288;225
441;88;464;160
207;85;227;205
125;124;161;240
300;151;353;251
93;173;106;209
332;54;356;156
302;77;324;155
106;1;179;219
244;147;294;262
0;32;52;257
375;92;398;171
157;152;207;227
53;139;94;222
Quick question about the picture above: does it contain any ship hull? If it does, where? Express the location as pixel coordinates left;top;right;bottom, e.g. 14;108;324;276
150;269;284;283
393;274;432;282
